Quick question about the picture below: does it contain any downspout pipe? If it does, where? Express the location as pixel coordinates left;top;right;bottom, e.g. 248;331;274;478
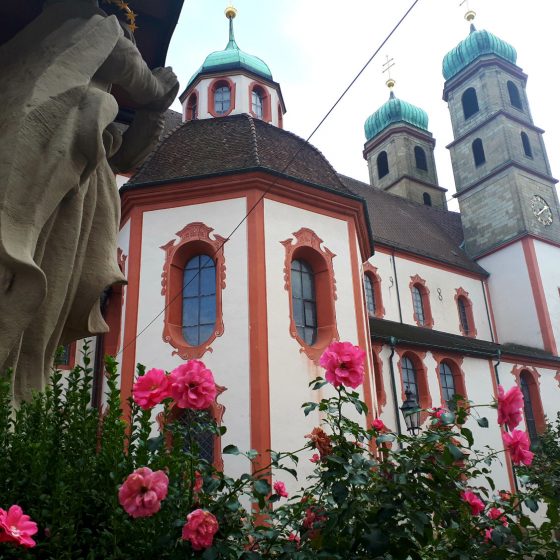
387;336;403;438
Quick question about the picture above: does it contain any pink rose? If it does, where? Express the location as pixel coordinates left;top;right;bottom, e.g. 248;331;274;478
193;471;203;495
320;341;365;389
273;481;289;498
118;467;169;518
182;509;219;551
0;505;38;548
502;429;534;466
496;385;524;431
487;507;508;526
310;453;320;463
371;418;386;432
484;528;493;543
461;490;485;515
169;360;217;410
288;532;301;547
132;368;170;410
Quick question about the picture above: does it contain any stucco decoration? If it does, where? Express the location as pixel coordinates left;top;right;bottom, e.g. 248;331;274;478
0;0;178;402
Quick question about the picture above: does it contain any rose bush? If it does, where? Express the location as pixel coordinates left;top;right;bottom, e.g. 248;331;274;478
0;340;558;558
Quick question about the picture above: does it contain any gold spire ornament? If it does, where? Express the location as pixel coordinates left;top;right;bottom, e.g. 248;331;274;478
225;4;237;20
382;55;396;90
459;0;476;23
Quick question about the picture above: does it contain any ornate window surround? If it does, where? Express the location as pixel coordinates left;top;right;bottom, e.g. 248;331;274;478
281;227;338;362
363;262;385;319
511;365;546;435
431;352;467;408
454;287;477;338
248;81;271;122
157;385;227;471
208;77;236;118
372;342;387;412
409;274;434;329
395;348;431;422
160;222;226;360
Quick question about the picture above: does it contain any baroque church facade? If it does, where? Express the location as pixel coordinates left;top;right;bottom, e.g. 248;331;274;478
78;8;560;492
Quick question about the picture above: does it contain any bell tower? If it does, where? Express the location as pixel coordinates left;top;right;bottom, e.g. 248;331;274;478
443;11;560;257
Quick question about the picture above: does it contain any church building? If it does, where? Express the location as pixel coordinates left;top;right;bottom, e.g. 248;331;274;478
85;7;560;491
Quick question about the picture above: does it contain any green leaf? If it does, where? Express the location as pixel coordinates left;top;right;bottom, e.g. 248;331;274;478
460;427;474;447
476;417;489;428
376;434;396;445
332;481;349;505
524;498;539;513
362;527;390;555
254;479;271;496
147;434;163;452
440;412;455;425
246;449;258;460
223;444;240;455
447;443;464;461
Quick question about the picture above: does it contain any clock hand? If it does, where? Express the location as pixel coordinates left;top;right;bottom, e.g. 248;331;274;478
536;207;548;216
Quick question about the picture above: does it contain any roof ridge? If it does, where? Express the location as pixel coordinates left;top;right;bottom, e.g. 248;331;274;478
244;113;261;166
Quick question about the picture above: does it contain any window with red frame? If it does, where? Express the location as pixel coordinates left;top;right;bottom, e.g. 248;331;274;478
412;285;425;325
251;88;264;119
519;371;541;446
186;93;198;120
401;356;419;400
457;297;470;335
291;259;317;345
214;85;231;115
364;274;377;318
410;276;433;328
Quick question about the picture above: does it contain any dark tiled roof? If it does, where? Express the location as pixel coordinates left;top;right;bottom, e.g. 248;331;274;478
370;318;560;364
163;108;183;135
338;174;486;276
129;114;350;195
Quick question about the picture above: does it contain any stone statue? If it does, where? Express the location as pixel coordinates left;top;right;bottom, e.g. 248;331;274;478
0;0;179;402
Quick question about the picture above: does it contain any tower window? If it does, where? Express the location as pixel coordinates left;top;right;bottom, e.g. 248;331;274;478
507;80;523;110
472;138;486;167
182;255;217;346
251;89;264;119
214;86;231;115
291;259;317;345
462;87;479;120
414;146;428;171
186;93;198;121
521;132;533;158
377;151;389;179
423;192;432;206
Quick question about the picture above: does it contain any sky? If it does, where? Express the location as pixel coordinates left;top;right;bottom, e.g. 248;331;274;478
165;1;560;211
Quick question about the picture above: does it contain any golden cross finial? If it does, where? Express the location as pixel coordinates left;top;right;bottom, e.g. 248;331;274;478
225;3;237;19
382;55;396;90
459;0;476;22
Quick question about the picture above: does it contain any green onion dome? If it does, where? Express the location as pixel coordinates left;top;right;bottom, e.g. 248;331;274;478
364;91;429;141
187;11;272;88
442;25;517;81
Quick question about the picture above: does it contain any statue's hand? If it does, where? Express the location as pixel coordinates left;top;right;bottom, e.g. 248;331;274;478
146;67;179;112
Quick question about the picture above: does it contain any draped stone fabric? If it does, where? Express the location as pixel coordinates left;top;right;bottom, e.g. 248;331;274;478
0;1;178;402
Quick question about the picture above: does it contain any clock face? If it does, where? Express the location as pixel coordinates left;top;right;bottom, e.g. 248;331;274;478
530;195;553;226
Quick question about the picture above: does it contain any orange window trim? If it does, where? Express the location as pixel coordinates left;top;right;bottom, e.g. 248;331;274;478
395;347;432;423
372;342;387;411
160;222;226;360
281;227;339;362
511;365;546;434
186;92;198;121
208;77;236;118
431;351;467;407
156;385;227;471
248;81;272;122
363;262;385;318
454;287;477;338
409;274;434;329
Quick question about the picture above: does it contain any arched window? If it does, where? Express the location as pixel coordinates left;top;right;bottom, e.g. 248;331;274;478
377;151;389;179
423;192;432;206
455;288;477;338
521;132;533;158
412;286;425;324
291;259;317;345
472;138;486;167
438;362;457;409
401;356;419;399
415;146;428;171
518;370;545;446
161;222;226;359
409;275;433;328
364;274;376;317
214;85;231;115
462;87;479;120
251;89;264;119
282;228;338;361
181;409;215;463
507;81;522;110
182;255;217;346
186;93;198;121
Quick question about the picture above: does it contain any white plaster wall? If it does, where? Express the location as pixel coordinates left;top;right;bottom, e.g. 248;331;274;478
534;240;560;351
264;199;368;490
479;241;542;348
186;74;283;126
538;366;560;422
136;198;250;478
375;253;494;340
